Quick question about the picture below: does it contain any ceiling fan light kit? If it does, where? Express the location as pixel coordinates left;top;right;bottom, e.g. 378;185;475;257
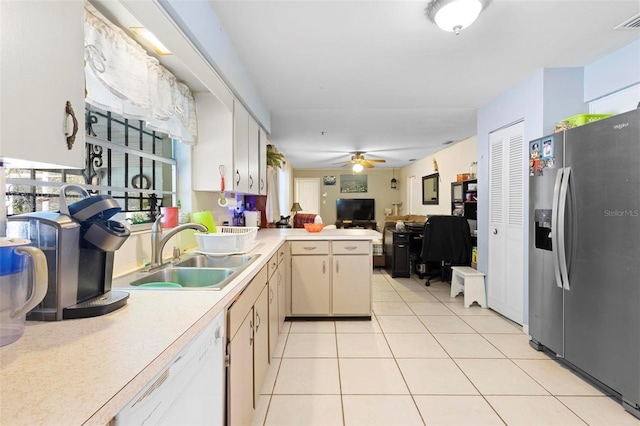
345;151;386;172
425;0;491;34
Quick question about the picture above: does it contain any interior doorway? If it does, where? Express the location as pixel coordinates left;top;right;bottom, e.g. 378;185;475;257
488;120;525;325
406;175;417;214
293;178;320;214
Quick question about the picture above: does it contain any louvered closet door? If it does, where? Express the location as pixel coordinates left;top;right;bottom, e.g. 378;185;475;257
488;121;525;324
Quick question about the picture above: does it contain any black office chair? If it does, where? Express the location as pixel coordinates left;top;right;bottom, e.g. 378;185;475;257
420;215;472;286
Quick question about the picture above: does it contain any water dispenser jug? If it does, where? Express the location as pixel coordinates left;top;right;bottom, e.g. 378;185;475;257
0;238;48;346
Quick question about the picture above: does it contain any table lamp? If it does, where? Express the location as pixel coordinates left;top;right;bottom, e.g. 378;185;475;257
291;202;302;214
290;202;302;226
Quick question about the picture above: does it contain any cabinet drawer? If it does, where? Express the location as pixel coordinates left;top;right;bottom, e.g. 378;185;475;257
290;241;329;255
278;243;287;264
268;252;278;279
332;241;370;255
228;266;268;340
393;233;410;243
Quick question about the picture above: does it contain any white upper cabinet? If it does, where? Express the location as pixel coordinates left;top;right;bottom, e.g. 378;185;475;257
248;116;260;194
233;100;250;193
258;127;268;195
194;95;267;196
1;0;85;169
233;99;266;195
193;93;233;192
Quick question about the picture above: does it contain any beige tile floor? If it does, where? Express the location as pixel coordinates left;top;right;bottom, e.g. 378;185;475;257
253;269;640;426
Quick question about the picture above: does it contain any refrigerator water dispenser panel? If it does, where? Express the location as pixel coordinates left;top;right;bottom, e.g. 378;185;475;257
534;209;553;251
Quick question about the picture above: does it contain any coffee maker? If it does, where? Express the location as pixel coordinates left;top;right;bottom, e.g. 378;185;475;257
7;186;130;321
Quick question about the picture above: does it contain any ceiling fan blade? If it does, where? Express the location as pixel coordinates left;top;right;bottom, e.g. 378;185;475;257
366;159;386;163
362;161;374;168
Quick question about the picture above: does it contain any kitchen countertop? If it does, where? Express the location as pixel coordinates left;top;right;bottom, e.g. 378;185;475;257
0;228;380;425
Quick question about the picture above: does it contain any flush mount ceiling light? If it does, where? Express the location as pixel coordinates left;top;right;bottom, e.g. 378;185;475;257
130;27;172;55
352;163;364;173
425;0;491;35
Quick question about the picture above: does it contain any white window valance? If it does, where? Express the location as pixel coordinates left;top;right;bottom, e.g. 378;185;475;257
84;3;197;144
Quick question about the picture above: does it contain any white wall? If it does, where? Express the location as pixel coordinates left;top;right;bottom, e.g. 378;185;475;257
159;0;270;132
292;168;401;228
400;136;477;216
584;40;640;103
476;67;585;326
476;40;640;327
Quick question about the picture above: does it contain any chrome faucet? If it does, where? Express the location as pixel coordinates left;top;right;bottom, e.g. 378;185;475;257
149;214;208;270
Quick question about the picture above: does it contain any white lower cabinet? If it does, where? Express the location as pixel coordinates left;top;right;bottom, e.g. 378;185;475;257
332;254;371;315
227;266;268;426
253;286;269;404
292;253;331;315
228;311;254;426
279;243;290;326
290;240;371;317
268;276;279;359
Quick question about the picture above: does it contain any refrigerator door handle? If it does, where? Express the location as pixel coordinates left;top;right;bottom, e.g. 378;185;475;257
551;167;565;289
558;167;572;291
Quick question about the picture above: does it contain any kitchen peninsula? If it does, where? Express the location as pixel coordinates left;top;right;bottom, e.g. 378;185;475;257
0;228;380;425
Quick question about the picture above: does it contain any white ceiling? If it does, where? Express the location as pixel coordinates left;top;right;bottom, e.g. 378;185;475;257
208;0;639;169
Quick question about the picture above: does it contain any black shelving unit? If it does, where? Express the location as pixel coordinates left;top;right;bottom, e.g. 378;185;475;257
451;179;477;220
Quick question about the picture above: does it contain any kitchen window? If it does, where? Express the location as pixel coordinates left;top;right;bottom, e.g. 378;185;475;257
4;104;176;224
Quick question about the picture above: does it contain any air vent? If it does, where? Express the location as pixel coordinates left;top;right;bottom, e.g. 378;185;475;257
614;12;640;29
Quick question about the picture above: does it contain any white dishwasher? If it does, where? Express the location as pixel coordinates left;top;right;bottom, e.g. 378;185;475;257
116;311;225;426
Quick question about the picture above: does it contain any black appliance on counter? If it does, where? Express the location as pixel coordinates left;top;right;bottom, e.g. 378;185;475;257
7;185;130;320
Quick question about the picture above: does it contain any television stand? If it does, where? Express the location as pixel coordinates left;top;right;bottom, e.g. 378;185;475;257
335;220;377;230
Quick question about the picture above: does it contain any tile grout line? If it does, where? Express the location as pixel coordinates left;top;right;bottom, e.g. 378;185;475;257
383;272;511;425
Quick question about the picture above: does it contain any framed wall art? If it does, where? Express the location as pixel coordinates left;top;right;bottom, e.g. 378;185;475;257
340;174;367;193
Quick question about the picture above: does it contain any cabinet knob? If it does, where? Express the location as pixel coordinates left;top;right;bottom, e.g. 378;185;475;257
235;170;241;186
249;175;254;189
493;228;498;235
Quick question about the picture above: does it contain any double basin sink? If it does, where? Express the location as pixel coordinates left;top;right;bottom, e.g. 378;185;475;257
128;254;259;290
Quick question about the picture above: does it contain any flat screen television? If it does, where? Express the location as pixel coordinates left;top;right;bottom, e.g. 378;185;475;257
336;198;375;221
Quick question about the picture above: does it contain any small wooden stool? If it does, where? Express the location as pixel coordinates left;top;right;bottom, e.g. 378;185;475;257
450;266;486;308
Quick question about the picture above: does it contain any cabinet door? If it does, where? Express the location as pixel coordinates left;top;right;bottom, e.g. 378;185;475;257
392;242;411;277
233;100;249;193
258;127;268;195
291;255;330;315
268;275;279;360
278;263;287;332
193;93;233;191
228;310;254;426
1;0;85;169
248;117;260;194
332;255;371;315
253;285;269;403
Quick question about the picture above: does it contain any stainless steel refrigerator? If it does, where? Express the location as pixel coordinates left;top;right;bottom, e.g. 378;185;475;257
528;108;640;419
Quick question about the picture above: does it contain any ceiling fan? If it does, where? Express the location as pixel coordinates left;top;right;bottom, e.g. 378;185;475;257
344;152;386;170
